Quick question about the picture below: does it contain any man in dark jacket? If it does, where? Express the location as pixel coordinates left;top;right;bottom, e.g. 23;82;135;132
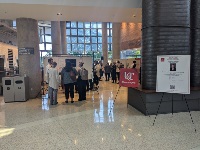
104;63;111;81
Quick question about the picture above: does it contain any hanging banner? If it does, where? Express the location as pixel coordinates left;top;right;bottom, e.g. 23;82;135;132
119;68;139;88
156;55;190;94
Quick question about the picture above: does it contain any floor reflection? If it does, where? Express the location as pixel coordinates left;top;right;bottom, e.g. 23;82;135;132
42;95;49;111
94;97;114;123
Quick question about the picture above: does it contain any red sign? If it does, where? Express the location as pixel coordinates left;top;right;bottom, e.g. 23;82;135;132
119;68;139;88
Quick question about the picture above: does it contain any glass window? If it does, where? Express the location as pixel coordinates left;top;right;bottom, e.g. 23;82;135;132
66;29;70;35
97;22;102;28
98;37;102;43
45;35;52;43
107;29;110;36
85;29;90;36
39;44;45;50
110;23;113;28
71;29;77;35
78;44;84;51
39;27;44;35
92;37;97;43
85;37;90;43
72;44;77;50
71;22;77;28
91;22;97;28
91;29;97;36
46;44;52;50
67;44;71;51
110;30;112;36
107;37;112;43
67;37;71;43
39;35;44;43
78;37;84;43
98;29;102;36
92;44;97;51
71;37;77;43
85;22;90;28
78;29;84;36
66;22;71;28
78;22;83;28
98;44;102;51
85;44;91;51
45;27;51;34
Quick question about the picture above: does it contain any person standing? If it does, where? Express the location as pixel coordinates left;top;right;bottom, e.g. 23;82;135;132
95;62;101;81
131;61;137;69
104;62;111;81
116;61;121;84
112;62;117;83
77;62;88;101
46;58;53;97
61;61;78;103
48;62;59;105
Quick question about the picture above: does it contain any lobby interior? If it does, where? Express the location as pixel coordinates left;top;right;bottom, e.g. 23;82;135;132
0;0;200;150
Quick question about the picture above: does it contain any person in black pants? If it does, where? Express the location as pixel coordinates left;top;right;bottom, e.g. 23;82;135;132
112;62;117;83
104;62;111;81
61;61;78;103
77;62;88;101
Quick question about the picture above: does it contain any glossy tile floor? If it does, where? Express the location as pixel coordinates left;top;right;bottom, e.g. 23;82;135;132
0;80;200;150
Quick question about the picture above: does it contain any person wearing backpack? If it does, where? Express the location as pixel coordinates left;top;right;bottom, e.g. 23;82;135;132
61;61;78;103
77;62;88;101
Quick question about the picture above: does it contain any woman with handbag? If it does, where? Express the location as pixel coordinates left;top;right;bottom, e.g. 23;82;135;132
61;61;78;103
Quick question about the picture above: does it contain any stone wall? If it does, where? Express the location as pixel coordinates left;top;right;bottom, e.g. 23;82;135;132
120;22;142;50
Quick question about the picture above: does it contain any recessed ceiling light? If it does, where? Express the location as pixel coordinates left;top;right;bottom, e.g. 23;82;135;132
57;13;62;15
132;15;136;17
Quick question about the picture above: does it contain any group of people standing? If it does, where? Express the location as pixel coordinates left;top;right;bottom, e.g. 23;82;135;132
46;58;88;105
94;60;129;84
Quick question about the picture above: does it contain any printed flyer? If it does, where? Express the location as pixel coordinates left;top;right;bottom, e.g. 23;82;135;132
156;55;190;94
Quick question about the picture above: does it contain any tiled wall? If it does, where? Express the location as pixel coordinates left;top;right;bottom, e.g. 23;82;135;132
120;22;142;50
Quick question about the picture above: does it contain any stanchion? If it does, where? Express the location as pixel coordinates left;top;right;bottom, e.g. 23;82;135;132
109;86;121;116
183;95;197;133
137;92;151;117
153;93;165;126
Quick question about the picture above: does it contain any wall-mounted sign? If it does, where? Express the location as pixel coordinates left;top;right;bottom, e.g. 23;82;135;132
156;55;190;94
18;47;34;55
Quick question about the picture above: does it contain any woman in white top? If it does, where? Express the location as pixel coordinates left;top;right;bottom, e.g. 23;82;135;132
48;62;60;105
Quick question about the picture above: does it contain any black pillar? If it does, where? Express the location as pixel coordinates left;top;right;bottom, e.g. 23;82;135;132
142;0;191;90
191;0;200;87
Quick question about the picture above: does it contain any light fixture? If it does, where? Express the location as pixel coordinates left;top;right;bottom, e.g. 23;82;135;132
57;13;62;16
132;14;136;17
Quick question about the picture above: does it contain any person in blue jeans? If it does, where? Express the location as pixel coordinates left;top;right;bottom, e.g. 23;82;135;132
61;61;78;103
48;62;59;105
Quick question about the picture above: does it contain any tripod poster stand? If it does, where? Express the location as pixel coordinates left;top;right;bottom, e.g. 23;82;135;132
155;55;196;132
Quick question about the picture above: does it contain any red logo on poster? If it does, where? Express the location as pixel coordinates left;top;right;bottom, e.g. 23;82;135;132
119;69;139;88
161;58;165;62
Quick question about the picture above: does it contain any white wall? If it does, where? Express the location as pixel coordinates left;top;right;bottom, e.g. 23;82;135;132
0;42;18;69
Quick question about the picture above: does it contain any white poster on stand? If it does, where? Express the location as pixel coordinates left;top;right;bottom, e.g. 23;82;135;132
156;55;190;94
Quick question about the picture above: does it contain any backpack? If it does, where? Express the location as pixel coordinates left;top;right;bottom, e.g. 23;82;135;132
70;69;76;81
80;68;88;80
